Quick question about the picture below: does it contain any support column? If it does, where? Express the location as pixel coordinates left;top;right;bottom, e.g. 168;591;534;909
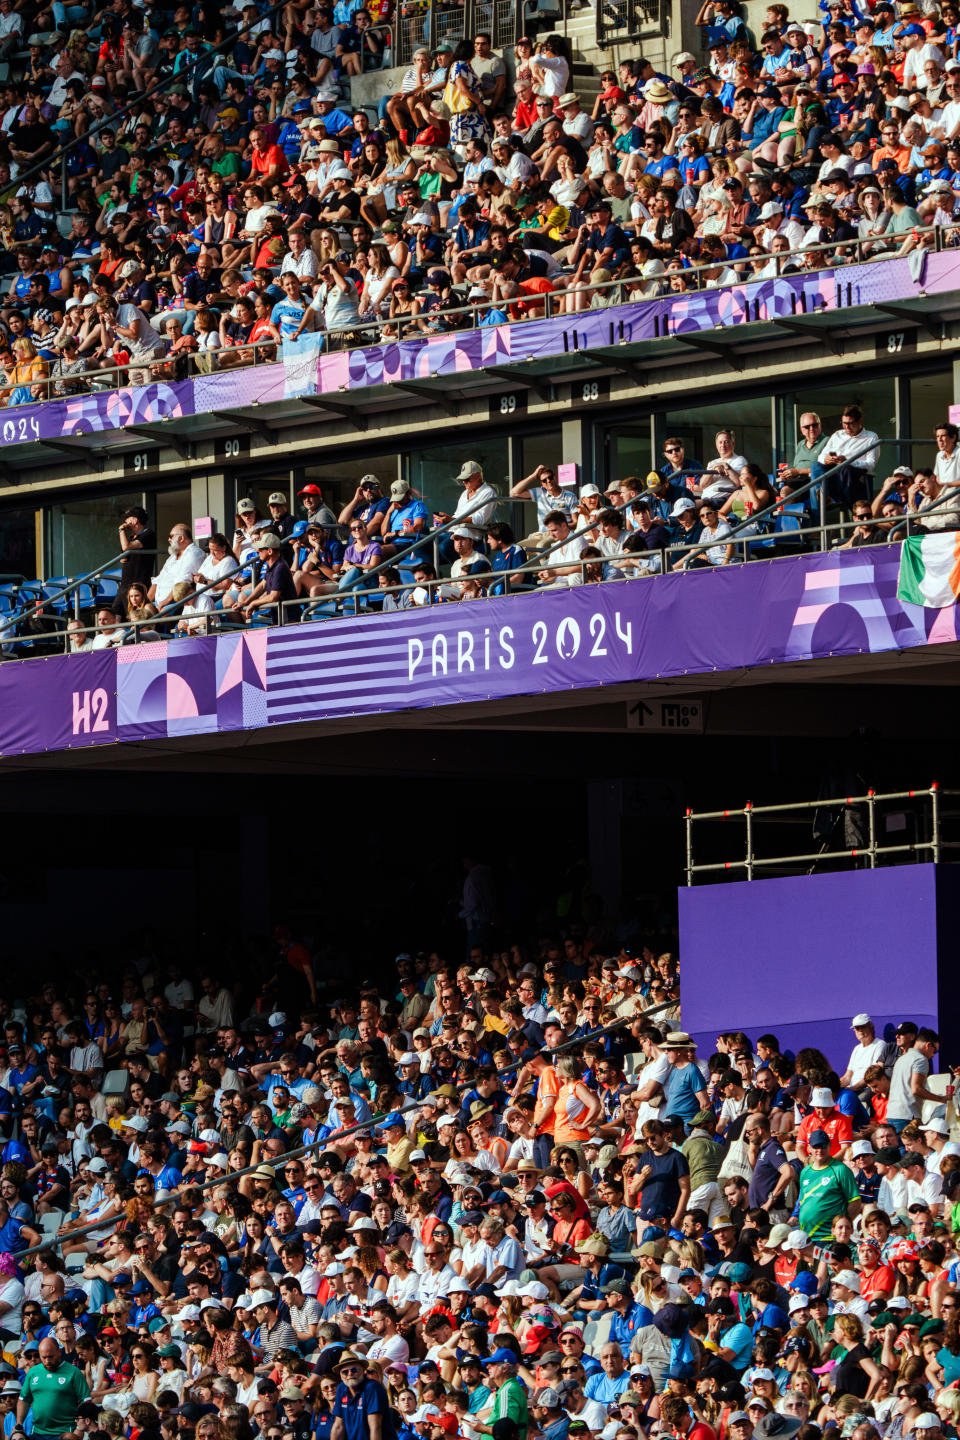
191;470;227;536
561;416;592;490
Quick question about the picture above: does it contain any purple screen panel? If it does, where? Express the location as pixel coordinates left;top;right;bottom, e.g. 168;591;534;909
678;864;941;1070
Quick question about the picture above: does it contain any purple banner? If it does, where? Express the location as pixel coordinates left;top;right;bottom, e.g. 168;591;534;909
680;866;942;1068
4;360;289;446
317;250;960;393
0;547;957;758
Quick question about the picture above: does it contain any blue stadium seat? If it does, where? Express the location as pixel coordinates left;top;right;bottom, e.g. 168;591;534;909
96;575;121;604
773;503;811;551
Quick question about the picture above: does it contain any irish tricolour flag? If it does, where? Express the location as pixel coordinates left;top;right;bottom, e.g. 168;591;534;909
897;532;960;608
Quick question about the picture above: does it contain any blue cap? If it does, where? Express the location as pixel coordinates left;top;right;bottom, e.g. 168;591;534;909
377;1112;404;1131
790;1271;819;1296
290;520;309;538
130;1281;152;1297
112;1271;133;1287
485;1348;520;1366
899;21;925;34
293;99;312;112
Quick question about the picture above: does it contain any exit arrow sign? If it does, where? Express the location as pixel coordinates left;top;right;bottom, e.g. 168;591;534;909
627;698;704;733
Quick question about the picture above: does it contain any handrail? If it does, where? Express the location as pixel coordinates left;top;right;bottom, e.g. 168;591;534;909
684;784;945;884
16;999;676;1261
17;509;901;650
338;490;512;592
0;548;162;640
886;477;960;541
6;439;949;655
665;434;899;569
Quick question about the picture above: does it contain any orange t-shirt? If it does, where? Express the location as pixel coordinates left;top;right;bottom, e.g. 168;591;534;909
534;1064;560;1136
797;1110;853;1157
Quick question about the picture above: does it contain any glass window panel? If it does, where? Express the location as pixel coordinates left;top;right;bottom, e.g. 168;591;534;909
155;490;192;557
47;491;145;578
0;508;37;580
662;395;773;477
238;456;401;528
515;430;566;539
520;431;564;477
408;435;510;528
606;422;651;486
908;369;952;471
789;376;897;492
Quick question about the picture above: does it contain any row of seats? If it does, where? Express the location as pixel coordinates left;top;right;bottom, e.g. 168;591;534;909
0;569;122;653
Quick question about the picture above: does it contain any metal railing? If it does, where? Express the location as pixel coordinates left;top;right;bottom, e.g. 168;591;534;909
16;999;675;1262
393;0;528;66
684;784;960;885
1;221;955;417
7;439;956;659
0;547;162;644
359;19;395;71
3;225;955;417
597;0;667;45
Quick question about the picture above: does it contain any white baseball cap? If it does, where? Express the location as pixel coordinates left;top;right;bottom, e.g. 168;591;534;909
923;1117;950;1135
851;1140;876;1158
788;1295;810;1313
783;1229;810;1251
832;1270;861;1292
851;1012;872;1028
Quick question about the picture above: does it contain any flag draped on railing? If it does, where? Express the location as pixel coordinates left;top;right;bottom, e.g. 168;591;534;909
897;533;960;608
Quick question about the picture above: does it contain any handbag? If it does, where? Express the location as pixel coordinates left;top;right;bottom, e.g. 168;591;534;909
443;64;475;114
717;1135;753;1182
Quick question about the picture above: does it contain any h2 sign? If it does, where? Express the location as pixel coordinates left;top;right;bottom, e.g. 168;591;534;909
72;688;110;735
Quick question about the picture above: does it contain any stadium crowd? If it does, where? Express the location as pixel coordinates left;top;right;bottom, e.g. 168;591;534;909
1;947;960;1440
61;413;957;645
4;0;960;397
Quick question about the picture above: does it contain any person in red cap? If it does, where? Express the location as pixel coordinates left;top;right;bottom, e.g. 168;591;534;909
297;484;338;528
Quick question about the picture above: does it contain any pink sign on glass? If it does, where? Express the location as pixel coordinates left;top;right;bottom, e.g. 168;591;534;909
194;516;214;539
557;463;578;487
